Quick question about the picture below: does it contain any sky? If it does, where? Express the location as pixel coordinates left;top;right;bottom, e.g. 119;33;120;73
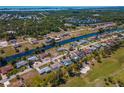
0;0;124;6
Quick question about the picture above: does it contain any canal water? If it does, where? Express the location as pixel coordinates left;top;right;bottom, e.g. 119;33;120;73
1;28;124;65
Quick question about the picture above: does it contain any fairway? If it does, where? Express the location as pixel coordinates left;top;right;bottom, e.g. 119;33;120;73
62;44;124;87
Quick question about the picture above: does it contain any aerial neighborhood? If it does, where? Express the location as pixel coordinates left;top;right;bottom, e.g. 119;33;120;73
0;6;124;87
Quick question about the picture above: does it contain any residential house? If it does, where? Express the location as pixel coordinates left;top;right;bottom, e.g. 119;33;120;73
31;40;39;44
45;38;55;45
51;55;64;63
61;58;73;66
57;48;67;52
50;63;62;70
13;43;22;48
60;32;70;37
38;66;52;74
0;65;13;75
41;58;51;64
33;61;43;68
16;61;28;68
0;41;8;47
69;52;80;62
27;56;38;61
54;37;61;41
77;40;89;45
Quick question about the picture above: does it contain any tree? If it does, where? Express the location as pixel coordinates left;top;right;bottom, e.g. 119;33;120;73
0;56;3;66
25;47;29;51
0;49;5;54
35;47;41;54
16;75;21;80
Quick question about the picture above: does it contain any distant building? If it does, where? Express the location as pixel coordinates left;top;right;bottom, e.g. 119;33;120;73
6;31;16;34
64;23;72;27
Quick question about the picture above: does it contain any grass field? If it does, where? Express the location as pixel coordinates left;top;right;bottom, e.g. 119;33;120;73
61;44;124;87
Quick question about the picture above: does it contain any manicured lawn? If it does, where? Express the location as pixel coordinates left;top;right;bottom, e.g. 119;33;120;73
62;45;124;87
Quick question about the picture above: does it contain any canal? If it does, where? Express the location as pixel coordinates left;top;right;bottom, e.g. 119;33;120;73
1;28;124;66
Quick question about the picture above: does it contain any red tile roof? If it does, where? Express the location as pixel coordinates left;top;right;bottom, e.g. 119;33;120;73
0;65;14;74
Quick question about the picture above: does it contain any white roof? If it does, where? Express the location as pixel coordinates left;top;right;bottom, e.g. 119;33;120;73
80;66;90;74
0;41;8;47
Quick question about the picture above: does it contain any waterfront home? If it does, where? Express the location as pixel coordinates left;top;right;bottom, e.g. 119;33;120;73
0;65;13;75
61;58;73;66
27;38;39;44
88;36;97;41
0;41;8;47
77;40;89;45
54;37;61;41
70;42;78;48
45;38;55;45
38;66;52;74
60;32;70;37
27;56;38;61
31;40;39;44
16;61;28;68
